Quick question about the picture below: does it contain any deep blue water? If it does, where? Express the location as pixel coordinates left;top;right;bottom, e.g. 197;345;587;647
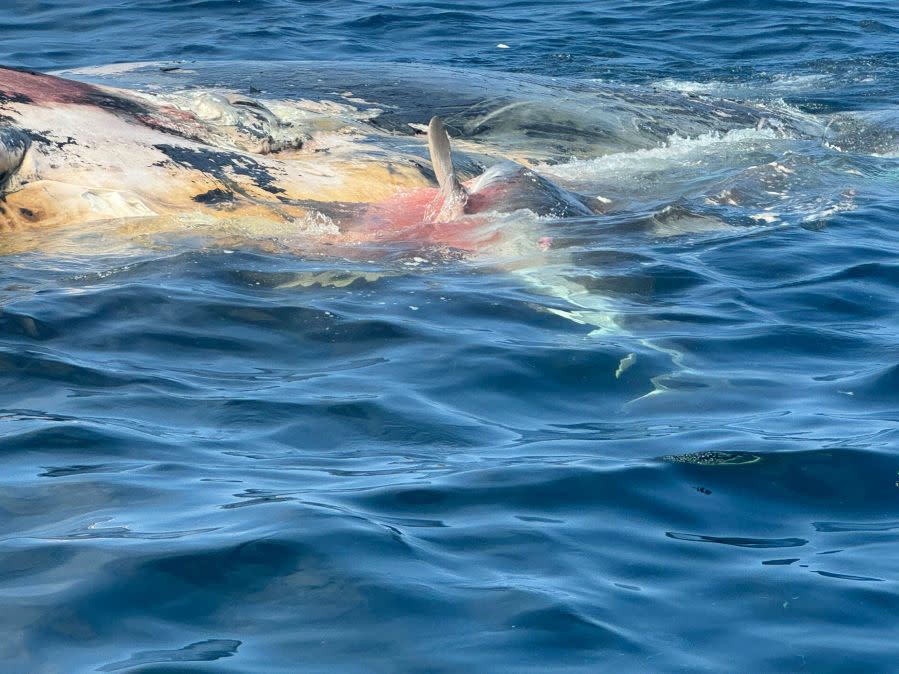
2;2;899;672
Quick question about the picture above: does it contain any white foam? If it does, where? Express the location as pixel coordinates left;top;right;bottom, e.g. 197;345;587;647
541;127;783;182
52;61;168;76
652;79;723;95
653;73;830;98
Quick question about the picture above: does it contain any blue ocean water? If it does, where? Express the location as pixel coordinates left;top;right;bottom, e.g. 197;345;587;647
2;2;899;672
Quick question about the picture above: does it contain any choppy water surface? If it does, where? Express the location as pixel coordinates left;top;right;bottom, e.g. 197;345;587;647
3;2;899;673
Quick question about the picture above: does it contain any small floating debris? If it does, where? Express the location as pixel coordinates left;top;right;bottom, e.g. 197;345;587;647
615;352;636;379
159;66;196;74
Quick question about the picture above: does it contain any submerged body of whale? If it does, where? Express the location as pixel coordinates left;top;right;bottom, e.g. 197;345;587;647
464;161;598;218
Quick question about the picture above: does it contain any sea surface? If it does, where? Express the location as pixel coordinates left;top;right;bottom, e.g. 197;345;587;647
2;2;899;672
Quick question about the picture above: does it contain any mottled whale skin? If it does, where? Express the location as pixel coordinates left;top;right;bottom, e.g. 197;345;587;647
0;66;436;233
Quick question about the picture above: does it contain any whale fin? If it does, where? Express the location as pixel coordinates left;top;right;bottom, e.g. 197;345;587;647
427;117;468;221
427;117;461;195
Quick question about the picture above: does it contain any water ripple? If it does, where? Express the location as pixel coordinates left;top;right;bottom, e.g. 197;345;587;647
1;2;899;671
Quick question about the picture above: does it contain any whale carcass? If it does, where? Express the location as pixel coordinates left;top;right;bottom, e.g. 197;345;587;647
0;66;603;260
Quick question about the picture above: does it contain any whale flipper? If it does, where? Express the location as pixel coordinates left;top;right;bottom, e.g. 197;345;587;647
427;117;462;197
427;116;467;220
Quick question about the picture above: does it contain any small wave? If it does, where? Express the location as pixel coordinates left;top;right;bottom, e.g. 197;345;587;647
666;532;808;548
542;127;783;182
653;73;832;98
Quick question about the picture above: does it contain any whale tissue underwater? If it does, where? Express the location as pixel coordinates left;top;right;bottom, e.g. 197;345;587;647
2;1;899;672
